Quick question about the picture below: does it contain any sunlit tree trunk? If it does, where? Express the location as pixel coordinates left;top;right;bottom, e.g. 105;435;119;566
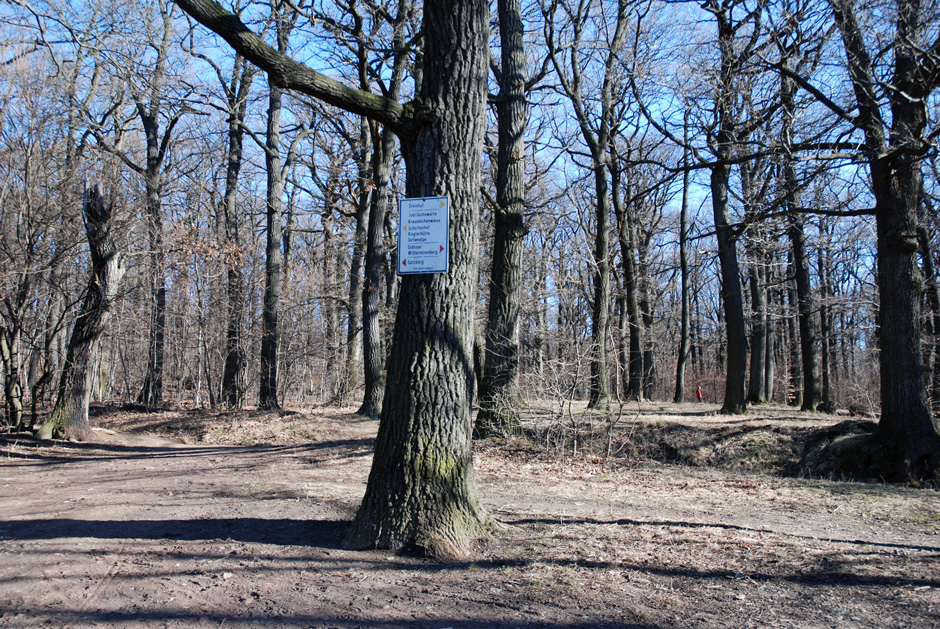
38;186;124;441
475;0;529;437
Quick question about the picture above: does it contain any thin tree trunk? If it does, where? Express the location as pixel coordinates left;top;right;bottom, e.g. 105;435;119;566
674;117;691;403
638;228;655;401
818;240;832;405
747;256;769;404
786;256;802;407
221;56;254;408
356;0;411;419
322;197;341;400
259;79;284;410
344;117;372;403
611;158;643;401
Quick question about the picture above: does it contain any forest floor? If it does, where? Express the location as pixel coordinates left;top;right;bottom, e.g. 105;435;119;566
0;401;938;628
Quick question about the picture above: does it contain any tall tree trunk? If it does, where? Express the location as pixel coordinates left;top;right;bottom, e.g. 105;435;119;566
356;0;411;419
344;117;372;403
791;215;821;411
674;117;692;403
132;6;178;410
707;0;748;414
221;56;254;408
137;166;166;409
259;79;284;410
342;0;491;556
829;0;940;479
587;163;611;409
357;127;394;419
37;186;124;440
711;160;748;413
544;0;630;409
611;158;643;401
476;0;528;437
780;68;820;411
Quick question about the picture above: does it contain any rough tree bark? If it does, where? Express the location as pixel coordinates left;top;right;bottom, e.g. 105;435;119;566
258;75;285;411
357;0;411;420
824;0;940;480
220;55;255;408
703;0;753;414
344;0;492;555
475;0;528;437
37;186;124;441
177;0;492;554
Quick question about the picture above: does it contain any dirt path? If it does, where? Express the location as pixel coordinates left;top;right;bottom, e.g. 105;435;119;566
1;407;938;628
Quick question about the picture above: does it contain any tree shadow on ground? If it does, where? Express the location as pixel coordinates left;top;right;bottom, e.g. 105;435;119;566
0;608;654;629
0;517;349;549
0;434;375;466
503;515;940;553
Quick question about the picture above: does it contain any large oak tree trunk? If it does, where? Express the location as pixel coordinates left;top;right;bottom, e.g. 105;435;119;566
476;0;528;437
176;0;490;558
342;0;491;556
829;0;940;480
38;186;124;441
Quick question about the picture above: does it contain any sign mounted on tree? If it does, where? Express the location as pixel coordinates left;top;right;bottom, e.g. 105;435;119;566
397;196;450;275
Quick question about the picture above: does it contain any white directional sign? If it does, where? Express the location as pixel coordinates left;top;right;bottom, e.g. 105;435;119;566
397;196;450;275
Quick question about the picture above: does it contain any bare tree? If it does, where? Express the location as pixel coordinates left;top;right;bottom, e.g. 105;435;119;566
543;0;632;409
37;186;125;440
815;0;940;478
178;0;492;555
